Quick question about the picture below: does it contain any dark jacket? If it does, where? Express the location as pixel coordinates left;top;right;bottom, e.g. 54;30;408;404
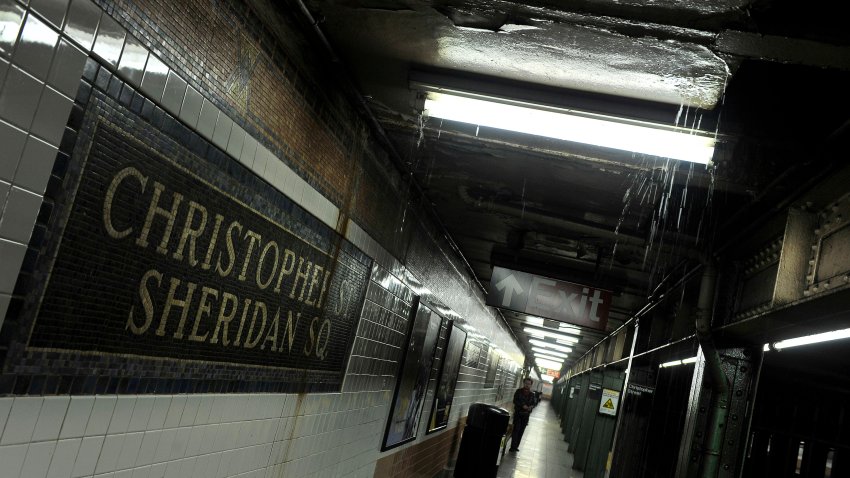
513;388;536;415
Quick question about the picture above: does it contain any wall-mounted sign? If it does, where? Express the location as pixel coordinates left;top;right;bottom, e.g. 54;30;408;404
28;122;370;387
599;388;620;416
486;266;611;330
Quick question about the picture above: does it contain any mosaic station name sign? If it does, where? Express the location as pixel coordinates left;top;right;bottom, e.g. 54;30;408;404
30;124;369;375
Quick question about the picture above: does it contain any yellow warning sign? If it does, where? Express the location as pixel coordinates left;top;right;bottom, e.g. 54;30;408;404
599;388;619;416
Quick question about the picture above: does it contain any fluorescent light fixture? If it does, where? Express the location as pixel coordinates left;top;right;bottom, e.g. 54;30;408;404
541;375;555;383
424;91;716;164
533;347;568;358
524;327;580;344
531;347;569;359
660;356;698;368
764;327;850;352
525;317;545;327
536;353;567;363
536;358;563;370
558;324;582;335
529;339;572;353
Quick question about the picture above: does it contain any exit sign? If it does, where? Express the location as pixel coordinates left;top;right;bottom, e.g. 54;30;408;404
486;266;611;331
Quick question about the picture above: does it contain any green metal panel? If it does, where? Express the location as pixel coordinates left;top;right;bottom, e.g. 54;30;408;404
574;371;604;470
584;369;626;478
567;374;590;448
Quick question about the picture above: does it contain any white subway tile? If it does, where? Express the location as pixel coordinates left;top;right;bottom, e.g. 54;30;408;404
169;427;190;460
162;458;182;478
31;85;73;147
59;396;93;439
91;12;125;68
106;396;136;435
211;113;232;151
0;0;25;56
47;438;81;478
1;397;43;445
148;462;166;478
146;396;170;430
239;135;258;168
72;435;104;477
32;395;70;442
0;118;28;182
94;433;124;474
63;0;101;51
0;443;28;477
13;13;59;81
160;71;187;116
0;65;44;130
15;134;57;195
84;396;116;436
139;55;168;103
22;440;56;478
0;185;42;244
152;428;175;464
130;465;150;478
163;396;185;429
195;100;218;140
128;396;153;433
134;430;159;467
178;86;203;130
179;396;200;427
116;431;143;471
116;35;147;88
226;125;246;159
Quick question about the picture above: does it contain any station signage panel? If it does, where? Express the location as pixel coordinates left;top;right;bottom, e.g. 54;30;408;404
27;122;370;385
486;266;611;331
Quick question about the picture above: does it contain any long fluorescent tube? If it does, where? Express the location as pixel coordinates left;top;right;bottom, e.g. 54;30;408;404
523;327;580;344
529;339;572;353
424;91;716;164
764;327;850;351
660;356;698;368
536;358;563;370
524;317;582;336
536;353;567;363
531;347;569;358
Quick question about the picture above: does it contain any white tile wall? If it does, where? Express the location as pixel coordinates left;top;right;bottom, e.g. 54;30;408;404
0;1;523;477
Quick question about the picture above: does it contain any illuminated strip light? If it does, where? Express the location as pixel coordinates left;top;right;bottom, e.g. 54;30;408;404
534;351;568;362
763;328;850;352
529;339;572;353
532;347;568;358
536;358;563;370
534;352;565;362
660;356;698;368
524;317;582;336
424;92;716;164
523;327;580;344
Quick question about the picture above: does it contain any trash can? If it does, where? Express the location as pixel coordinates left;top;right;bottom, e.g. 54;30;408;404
454;403;511;477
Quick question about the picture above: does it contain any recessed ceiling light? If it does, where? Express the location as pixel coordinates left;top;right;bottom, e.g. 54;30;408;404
524;327;580;344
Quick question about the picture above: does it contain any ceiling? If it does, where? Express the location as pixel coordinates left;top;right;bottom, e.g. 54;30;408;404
288;0;850;372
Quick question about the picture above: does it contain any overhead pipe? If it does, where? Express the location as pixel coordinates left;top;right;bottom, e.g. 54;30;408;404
693;260;731;478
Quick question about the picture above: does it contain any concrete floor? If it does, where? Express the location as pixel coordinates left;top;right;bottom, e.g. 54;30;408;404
497;401;584;478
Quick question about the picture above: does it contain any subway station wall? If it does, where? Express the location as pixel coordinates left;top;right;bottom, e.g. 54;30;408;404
0;0;523;476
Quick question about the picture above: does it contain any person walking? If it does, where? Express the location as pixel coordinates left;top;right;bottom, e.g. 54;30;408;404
509;378;536;452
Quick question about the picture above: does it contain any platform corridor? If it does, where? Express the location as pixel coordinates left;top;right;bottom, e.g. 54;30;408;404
498;401;584;478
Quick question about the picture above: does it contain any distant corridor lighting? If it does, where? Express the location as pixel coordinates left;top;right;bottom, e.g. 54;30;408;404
536;358;563;370
763;328;850;352
532;347;568;359
529;339;572;353
524;327;580;344
535;353;567;363
423;91;716;164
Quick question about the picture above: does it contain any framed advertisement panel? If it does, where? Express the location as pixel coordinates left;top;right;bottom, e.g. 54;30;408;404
381;298;441;450
427;321;468;433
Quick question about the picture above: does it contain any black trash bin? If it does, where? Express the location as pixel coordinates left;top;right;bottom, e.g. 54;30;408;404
454;403;511;477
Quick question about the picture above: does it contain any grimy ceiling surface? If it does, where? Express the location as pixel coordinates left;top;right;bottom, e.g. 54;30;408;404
287;0;850;370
